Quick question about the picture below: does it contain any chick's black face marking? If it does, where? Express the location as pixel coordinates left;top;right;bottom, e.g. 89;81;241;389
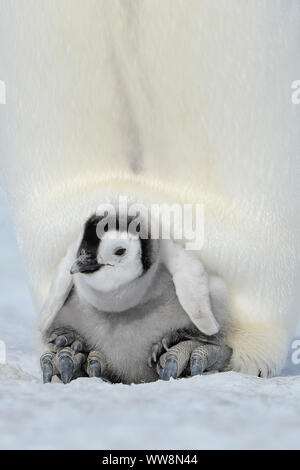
72;214;102;275
140;238;153;272
71;212;156;275
81;214;101;254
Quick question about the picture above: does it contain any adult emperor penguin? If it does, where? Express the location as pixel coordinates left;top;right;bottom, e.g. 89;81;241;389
40;212;231;384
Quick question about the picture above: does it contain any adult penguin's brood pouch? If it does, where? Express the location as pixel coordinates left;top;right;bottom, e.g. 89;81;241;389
0;2;299;379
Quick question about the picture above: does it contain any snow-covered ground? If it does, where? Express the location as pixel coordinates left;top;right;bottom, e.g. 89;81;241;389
0;188;299;450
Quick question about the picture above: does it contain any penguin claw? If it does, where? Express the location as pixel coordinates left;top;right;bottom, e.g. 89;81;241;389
148;343;160;367
159;358;178;381
59;351;74;384
148;330;191;369
40;346;87;384
40;352;56;384
47;333;58;344
71;340;84;353
43;360;53;383
148;338;170;368
47;329;84;351
88;360;101;378
152;344;159;363
86;351;106;379
190;357;204;376
55;336;68;348
57;347;87;384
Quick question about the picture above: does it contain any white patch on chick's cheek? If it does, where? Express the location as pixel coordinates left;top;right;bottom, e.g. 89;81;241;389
82;231;144;293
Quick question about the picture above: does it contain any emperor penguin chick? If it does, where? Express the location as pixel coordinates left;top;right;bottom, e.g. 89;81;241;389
40;214;232;384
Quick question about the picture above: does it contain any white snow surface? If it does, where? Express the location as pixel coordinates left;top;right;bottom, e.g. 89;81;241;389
0;189;300;450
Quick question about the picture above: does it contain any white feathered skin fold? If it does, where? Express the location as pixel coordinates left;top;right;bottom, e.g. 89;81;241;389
0;1;299;377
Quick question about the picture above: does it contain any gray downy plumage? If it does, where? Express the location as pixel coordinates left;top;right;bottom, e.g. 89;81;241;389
40;213;232;384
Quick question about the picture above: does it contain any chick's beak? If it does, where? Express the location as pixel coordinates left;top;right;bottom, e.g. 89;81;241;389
70;261;104;275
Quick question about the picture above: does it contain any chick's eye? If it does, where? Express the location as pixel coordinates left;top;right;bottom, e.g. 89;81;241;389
114;248;126;256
